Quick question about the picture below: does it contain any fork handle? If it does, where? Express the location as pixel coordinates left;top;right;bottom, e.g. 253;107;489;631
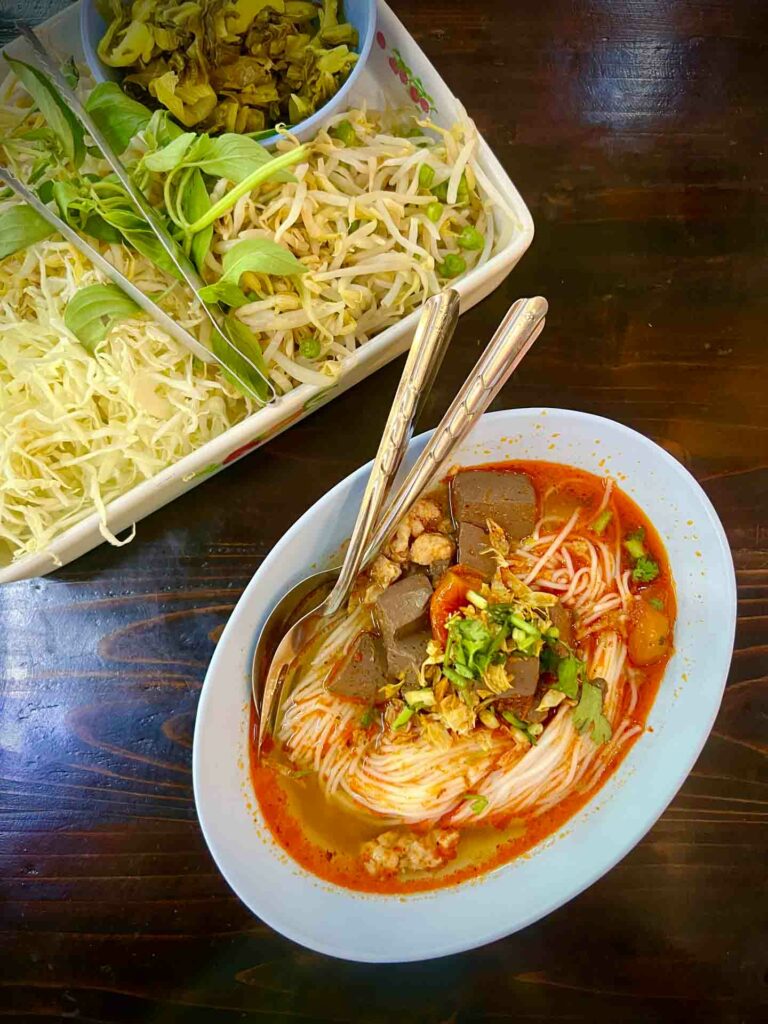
363;296;548;561
323;289;460;616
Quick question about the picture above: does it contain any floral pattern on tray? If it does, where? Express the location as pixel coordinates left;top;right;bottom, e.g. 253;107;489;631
376;30;435;113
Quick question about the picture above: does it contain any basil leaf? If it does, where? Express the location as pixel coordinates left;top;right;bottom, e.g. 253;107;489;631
182;169;213;274
52;181;123;244
82;214;125;244
0;205;55;261
145;109;184;148
64;283;140;352
52;180;80;220
142;131;295;185
142;132;196;173
84;82;152;155
219;237;307;285
198;280;250;308
35;180;55;204
120;225;185;280
189;133;292;183
17;126;54;142
4;56;85;168
95;202;184;280
213;316;269;402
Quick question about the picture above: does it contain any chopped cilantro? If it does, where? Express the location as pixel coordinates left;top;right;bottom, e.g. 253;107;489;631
572;681;612;745
555;652;582;698
444;616;499;681
633;556;660;583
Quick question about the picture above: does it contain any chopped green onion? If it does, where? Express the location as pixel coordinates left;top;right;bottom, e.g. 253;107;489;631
299;336;321;359
391;706;415;730
623;527;646;561
501;709;538;745
466;590;488;610
591;508;613;535
403;688;436;707
437;253;466;278
360;707;376;728
502;710;526;729
463;793;489;814
443;666;469;688
457;225;484;250
648;596;664;611
331;120;357;146
426;201;443;222
546;625;560;639
509;613;540;637
418;163;435;189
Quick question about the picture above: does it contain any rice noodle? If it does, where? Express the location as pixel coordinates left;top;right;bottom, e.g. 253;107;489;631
279;501;643;828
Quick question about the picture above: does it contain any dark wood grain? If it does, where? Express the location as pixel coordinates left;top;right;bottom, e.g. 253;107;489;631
1;1;767;1021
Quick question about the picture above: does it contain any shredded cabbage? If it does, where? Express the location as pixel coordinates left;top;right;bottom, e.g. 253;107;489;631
0;241;252;564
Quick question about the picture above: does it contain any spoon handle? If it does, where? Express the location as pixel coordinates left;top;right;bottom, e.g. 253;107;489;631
323;289;460;615
364;296;548;561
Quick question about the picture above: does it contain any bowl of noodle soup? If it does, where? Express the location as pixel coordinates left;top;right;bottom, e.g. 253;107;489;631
193;408;735;961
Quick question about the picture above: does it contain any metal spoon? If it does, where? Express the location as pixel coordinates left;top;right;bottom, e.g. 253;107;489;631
255;295;548;753
252;289;460;748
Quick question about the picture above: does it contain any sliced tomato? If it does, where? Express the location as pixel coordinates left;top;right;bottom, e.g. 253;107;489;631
628;596;672;667
429;565;483;645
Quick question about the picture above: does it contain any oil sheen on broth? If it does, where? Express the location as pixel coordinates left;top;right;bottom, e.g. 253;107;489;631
251;461;675;894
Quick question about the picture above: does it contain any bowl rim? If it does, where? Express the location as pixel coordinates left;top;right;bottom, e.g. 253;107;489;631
193;407;736;962
79;0;378;147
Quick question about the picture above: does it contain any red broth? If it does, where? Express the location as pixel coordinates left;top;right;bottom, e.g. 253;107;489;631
250;461;676;893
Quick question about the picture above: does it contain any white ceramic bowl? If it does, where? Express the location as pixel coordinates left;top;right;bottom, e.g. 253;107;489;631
193;408;735;962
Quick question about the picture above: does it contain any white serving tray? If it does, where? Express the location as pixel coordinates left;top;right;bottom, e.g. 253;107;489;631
0;0;533;583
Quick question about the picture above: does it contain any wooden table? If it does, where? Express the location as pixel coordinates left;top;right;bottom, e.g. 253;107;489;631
1;2;766;1020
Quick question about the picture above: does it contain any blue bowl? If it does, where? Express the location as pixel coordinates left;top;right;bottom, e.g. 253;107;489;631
80;0;376;146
